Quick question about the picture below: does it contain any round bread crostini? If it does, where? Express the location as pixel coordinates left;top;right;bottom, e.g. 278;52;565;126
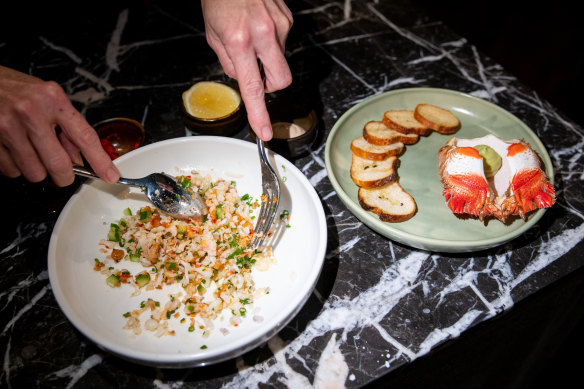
350;101;460;223
414;103;461;134
358;182;417;223
363;120;419;146
383;110;433;136
350;154;400;189
350;136;404;161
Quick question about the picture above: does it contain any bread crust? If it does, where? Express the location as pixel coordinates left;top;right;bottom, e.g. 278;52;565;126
350;154;400;188
363;121;419;146
350;136;404;161
414;104;460;134
357;183;416;222
383;110;433;136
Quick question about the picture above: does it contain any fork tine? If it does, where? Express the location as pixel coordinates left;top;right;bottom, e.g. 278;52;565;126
260;196;275;239
253;193;277;247
250;137;280;250
251;199;271;246
252;190;274;240
260;202;278;244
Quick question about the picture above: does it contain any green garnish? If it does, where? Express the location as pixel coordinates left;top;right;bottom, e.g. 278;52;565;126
177;222;187;239
135;273;151;287
106;274;120;288
177;176;192;189
139;209;152;221
240;194;253;206
215;204;224;219
235;255;256;269
228;248;243;259
107;223;121;242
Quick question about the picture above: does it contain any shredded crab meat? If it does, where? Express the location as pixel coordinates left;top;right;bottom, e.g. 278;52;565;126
95;172;281;337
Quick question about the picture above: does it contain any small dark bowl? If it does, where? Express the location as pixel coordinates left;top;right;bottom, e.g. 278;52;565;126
180;81;247;137
249;98;318;159
93;117;145;160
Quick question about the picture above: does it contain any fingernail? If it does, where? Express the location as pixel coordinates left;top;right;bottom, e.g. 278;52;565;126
262;126;272;141
106;167;119;183
73;154;83;166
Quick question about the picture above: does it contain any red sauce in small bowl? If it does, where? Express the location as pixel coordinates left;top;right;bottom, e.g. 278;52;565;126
94;118;145;160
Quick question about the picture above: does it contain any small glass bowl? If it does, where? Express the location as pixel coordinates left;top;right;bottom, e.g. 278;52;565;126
249;98;318;159
93;117;145;160
180;81;247;137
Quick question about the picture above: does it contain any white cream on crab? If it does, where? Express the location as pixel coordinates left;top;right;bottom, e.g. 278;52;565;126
454;134;517;198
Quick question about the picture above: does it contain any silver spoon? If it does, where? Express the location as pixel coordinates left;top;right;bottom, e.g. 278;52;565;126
73;165;207;219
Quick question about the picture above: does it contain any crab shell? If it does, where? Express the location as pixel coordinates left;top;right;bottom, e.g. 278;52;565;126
438;134;555;222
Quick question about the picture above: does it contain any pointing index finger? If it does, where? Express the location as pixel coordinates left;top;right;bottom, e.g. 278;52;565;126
56;106;120;183
233;54;272;141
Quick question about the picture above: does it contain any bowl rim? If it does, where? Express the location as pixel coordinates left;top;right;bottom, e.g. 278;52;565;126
93;117;145;135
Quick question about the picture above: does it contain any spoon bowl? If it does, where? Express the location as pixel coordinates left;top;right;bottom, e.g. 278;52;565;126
73;166;207;219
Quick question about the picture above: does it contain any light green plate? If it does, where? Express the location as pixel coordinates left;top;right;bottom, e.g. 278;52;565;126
325;88;554;253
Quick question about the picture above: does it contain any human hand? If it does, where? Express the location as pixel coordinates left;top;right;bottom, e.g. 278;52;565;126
0;66;120;186
201;0;293;141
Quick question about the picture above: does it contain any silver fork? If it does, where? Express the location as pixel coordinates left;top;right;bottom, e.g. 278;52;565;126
249;136;281;249
249;60;281;249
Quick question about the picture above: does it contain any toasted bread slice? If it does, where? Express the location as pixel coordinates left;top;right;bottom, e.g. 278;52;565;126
358;182;416;222
363;121;419;146
350;136;404;161
414;104;460;134
383;110;432;136
350;154;400;188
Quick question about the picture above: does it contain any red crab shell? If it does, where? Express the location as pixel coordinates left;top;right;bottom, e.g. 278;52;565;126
438;134;555;222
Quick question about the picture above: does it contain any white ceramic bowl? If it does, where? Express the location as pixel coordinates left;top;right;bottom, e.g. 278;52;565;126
48;136;327;367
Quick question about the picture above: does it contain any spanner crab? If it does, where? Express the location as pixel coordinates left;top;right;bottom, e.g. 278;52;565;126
438;134;555;223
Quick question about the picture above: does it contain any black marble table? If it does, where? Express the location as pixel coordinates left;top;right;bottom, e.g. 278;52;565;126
1;1;583;388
